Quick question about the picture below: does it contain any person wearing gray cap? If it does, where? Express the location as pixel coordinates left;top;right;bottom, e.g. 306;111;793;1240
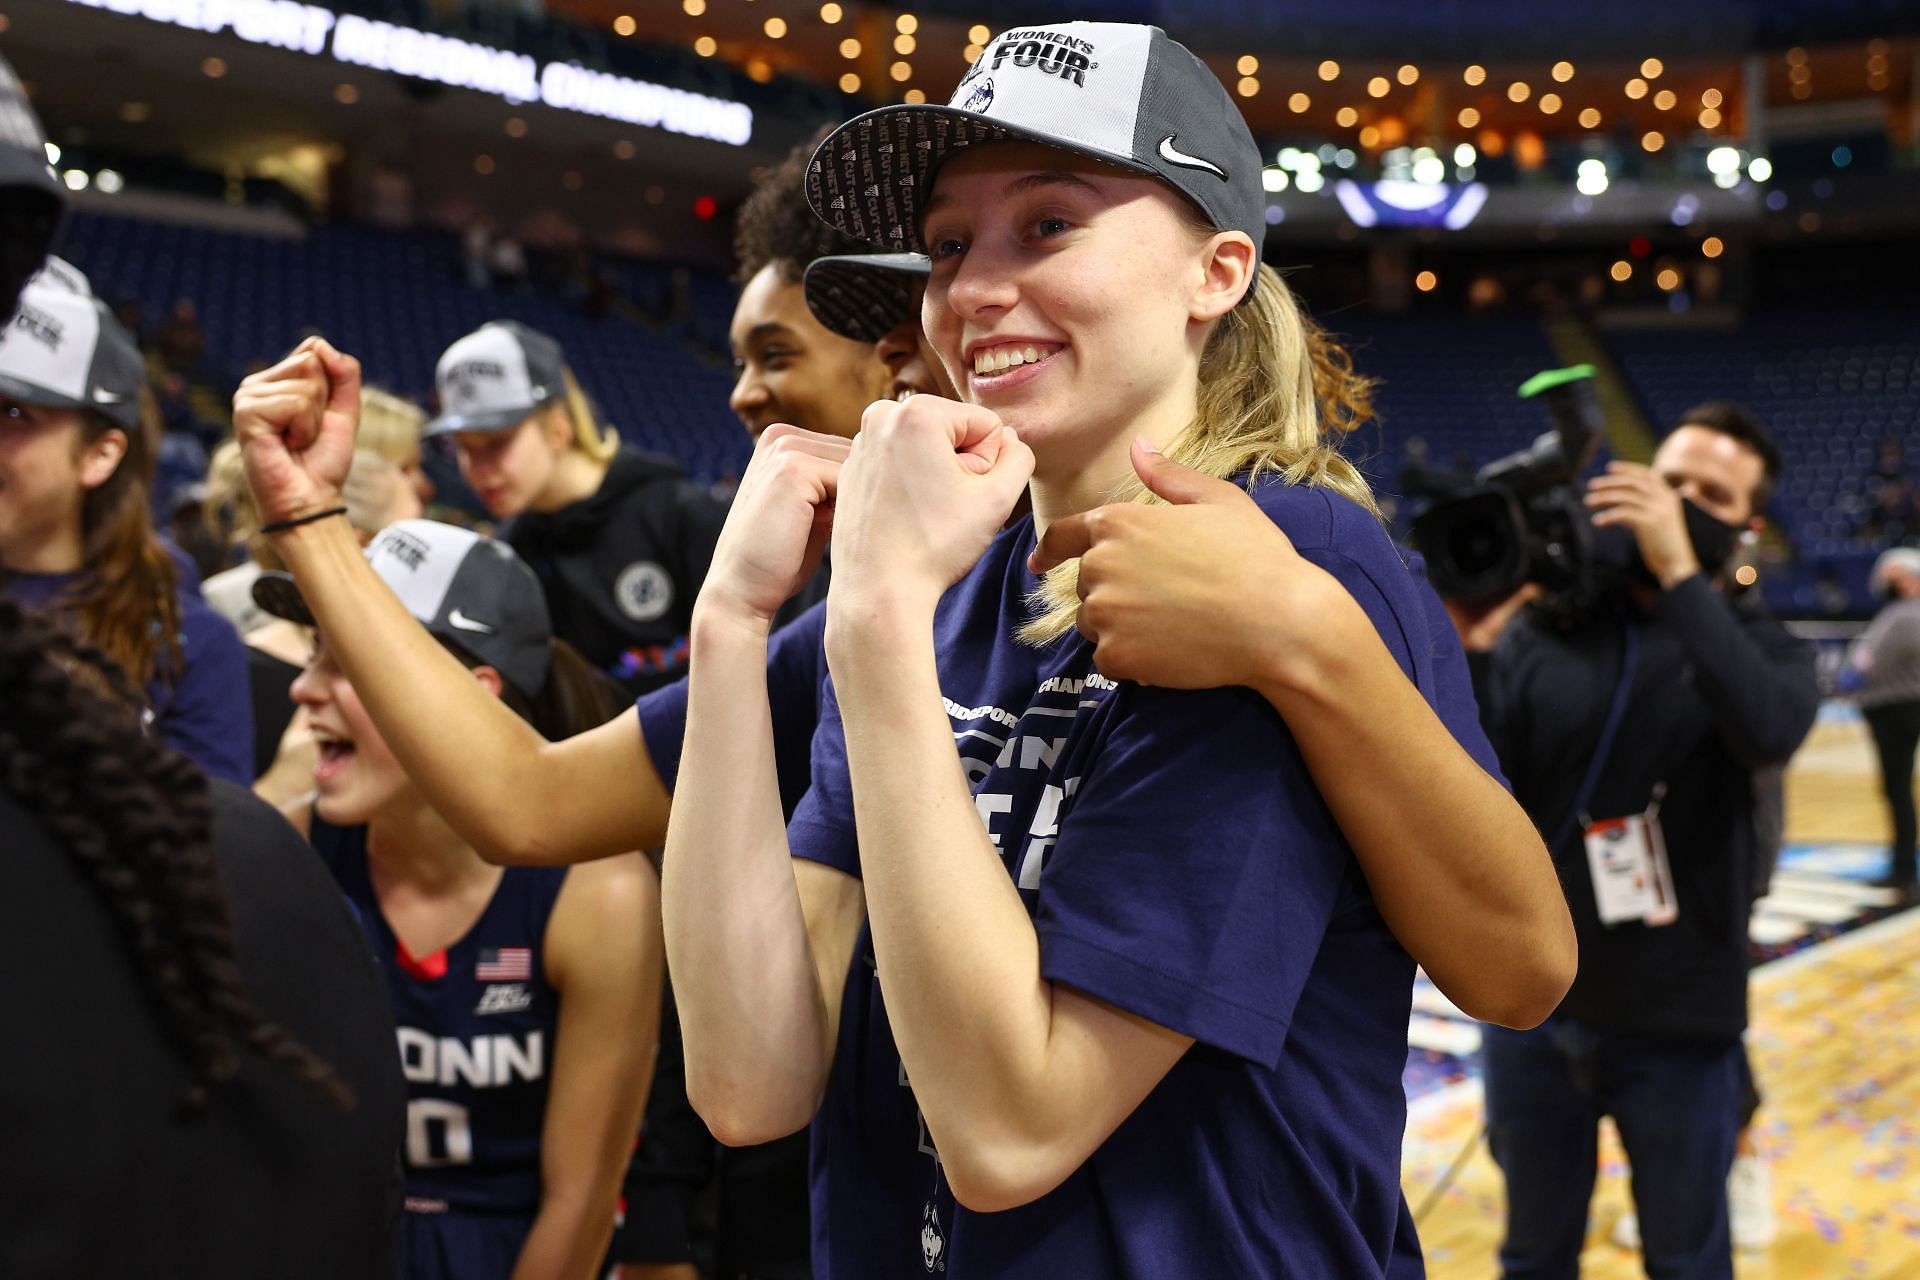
422;319;731;696
661;21;1559;1279
1845;547;1920;900
259;518;662;1280
228;30;1569;1276
0;255;253;784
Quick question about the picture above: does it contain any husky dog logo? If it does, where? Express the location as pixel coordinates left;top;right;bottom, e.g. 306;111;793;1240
960;78;995;114
957;45;989;89
614;561;673;623
920;1200;947;1271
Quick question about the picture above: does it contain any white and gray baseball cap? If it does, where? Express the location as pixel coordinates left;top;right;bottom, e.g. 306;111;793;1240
253;519;553;696
806;22;1265;298
424;320;567;437
0;256;143;431
1871;547;1920;599
802;252;931;344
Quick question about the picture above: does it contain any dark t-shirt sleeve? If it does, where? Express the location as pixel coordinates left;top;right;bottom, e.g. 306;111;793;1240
786;671;861;877
1035;487;1422;1066
1034;681;1351;1067
157;600;255;786
635;601;828;822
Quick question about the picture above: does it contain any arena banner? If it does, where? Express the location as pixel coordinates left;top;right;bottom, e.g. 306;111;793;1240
62;0;754;146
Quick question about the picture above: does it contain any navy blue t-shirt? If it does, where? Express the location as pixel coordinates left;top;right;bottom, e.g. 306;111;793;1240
636;600;830;823
786;480;1427;1279
4;565;253;785
309;817;568;1217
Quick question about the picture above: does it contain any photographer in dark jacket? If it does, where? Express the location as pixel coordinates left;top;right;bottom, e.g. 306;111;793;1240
1452;403;1818;1280
425;321;729;696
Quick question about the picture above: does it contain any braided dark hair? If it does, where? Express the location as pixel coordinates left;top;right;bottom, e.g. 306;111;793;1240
0;598;354;1114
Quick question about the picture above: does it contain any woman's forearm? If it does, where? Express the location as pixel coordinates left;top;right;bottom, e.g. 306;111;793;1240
661;603;837;1143
1256;608;1575;1028
509;1190;617;1280
269;516;662;864
828;598;1071;1193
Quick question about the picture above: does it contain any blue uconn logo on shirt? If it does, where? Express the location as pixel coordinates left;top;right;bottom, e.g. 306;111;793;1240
949;670;1116;892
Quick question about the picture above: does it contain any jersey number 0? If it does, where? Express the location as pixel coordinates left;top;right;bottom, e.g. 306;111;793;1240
407;1098;474;1167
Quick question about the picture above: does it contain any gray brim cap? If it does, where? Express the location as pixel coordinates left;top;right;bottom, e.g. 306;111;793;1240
805;22;1264;300
0;257;143;431
802;252;931;345
253;518;553;697
425;320;568;437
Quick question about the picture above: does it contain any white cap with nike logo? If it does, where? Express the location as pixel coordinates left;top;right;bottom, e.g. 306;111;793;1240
253;519;554;696
0;256;145;431
804;22;1267;302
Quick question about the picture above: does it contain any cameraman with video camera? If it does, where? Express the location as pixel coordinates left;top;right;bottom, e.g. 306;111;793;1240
1433;398;1818;1279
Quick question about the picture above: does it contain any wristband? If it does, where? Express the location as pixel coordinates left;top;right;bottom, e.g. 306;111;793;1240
260;505;349;535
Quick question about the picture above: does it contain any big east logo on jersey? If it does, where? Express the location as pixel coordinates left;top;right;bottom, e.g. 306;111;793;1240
988;30;1096;87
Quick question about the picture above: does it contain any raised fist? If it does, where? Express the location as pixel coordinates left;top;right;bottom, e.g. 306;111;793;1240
232;336;363;528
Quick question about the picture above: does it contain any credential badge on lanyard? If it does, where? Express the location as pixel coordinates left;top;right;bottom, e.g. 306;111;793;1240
1582;784;1679;927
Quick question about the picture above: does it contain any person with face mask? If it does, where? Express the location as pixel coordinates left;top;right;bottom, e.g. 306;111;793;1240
1450;400;1819;1279
1844;546;1920;904
426;321;729;696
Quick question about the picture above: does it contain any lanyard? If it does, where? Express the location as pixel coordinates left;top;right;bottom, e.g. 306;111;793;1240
1555;619;1639;851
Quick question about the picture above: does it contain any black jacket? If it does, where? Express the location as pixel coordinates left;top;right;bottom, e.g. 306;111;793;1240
0;781;406;1277
506;449;730;696
1470;575;1819;1041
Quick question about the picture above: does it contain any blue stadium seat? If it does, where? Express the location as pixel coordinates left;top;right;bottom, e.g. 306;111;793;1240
60;210;753;485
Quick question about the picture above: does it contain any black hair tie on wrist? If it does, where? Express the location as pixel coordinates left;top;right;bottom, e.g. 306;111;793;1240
260;505;349;535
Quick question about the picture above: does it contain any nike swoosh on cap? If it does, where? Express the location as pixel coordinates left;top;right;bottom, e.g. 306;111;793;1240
92;388;125;404
1157;135;1227;181
448;608;497;634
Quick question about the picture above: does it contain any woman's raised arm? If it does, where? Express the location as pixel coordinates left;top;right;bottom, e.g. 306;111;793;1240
1033;441;1576;1028
234;338;669;865
661;426;864;1145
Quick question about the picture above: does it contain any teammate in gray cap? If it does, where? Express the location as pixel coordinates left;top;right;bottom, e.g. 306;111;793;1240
424;319;730;695
0;255;254;783
257;518;662;1280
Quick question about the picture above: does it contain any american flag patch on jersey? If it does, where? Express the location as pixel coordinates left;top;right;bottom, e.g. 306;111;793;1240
476;947;532;981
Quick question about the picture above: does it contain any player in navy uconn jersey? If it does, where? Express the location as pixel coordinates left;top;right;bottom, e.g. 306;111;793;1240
257;518;661;1280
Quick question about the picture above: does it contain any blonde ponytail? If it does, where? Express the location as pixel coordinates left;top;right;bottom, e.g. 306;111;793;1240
1018;262;1379;647
560;368;620;463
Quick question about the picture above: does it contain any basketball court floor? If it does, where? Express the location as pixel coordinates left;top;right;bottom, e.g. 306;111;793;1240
1403;705;1920;1279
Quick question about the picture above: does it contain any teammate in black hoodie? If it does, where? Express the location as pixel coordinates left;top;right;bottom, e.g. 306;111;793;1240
425;320;728;696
